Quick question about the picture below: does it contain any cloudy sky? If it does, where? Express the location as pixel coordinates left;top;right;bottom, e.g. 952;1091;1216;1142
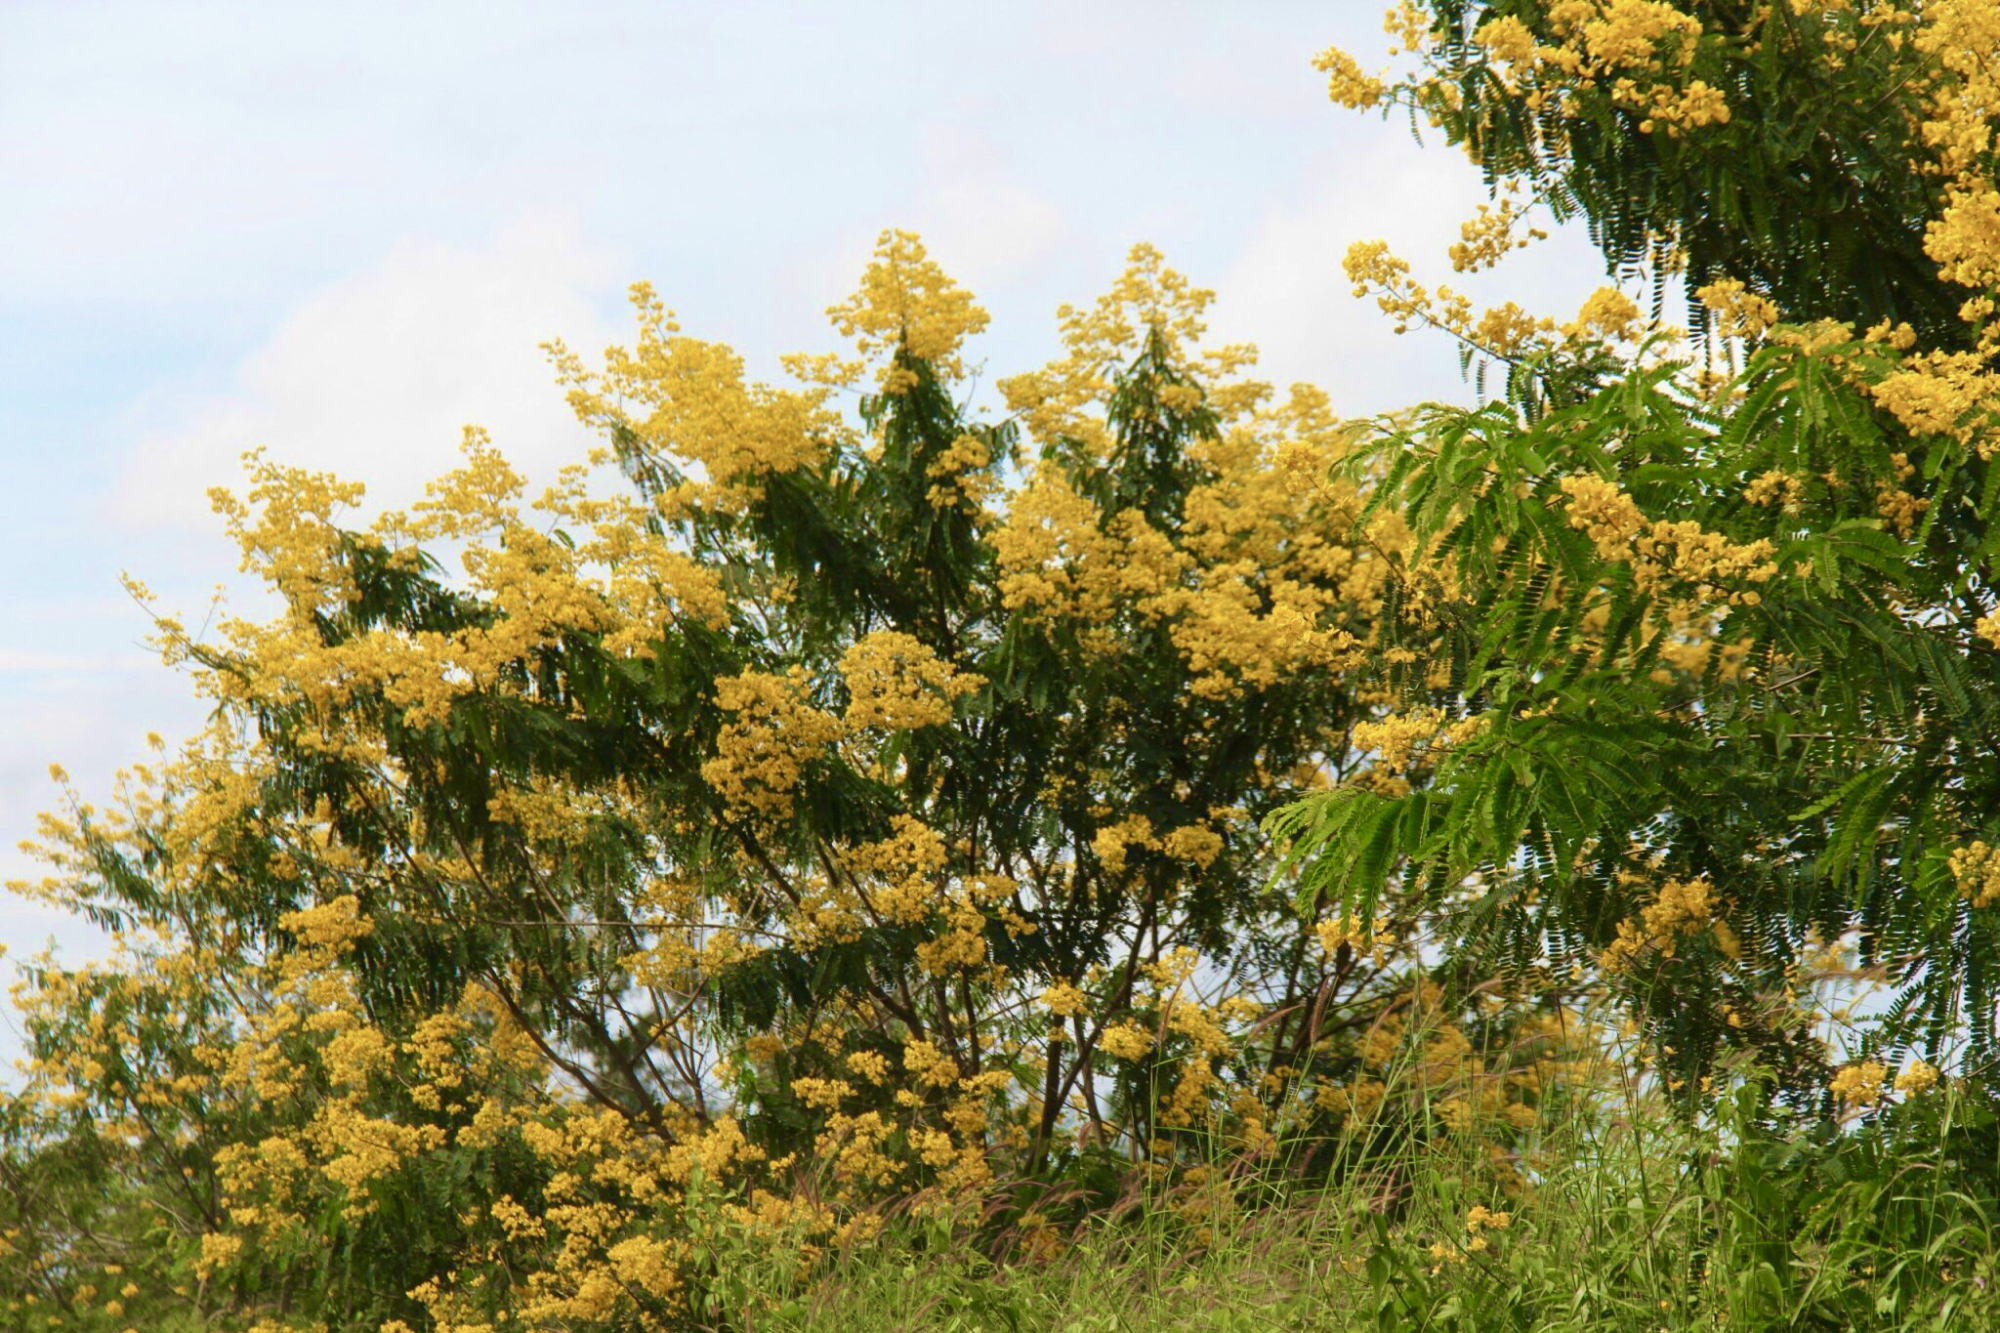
0;1;1613;987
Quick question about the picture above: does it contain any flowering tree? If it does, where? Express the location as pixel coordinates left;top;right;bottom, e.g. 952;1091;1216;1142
1;238;1575;1330
1283;0;2000;1102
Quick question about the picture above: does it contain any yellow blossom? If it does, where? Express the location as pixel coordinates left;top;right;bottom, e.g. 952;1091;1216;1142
1831;1060;1888;1107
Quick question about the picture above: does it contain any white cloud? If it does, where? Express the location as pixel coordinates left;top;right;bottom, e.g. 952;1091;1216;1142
907;128;1068;290
113;216;620;531
0;648;153;673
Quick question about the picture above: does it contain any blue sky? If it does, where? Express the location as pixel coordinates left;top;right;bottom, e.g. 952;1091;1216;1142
0;1;1612;993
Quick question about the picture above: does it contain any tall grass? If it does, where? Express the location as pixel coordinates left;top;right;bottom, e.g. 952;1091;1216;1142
700;1024;2000;1331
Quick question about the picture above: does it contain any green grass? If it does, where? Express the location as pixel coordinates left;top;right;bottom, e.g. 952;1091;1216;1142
706;1072;2000;1332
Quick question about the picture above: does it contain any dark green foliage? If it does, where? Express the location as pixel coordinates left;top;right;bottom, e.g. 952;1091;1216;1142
1404;2;1962;343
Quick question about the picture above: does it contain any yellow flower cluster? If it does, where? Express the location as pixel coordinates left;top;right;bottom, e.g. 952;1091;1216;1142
827;230;991;393
1317;912;1398;965
1830;1059;1887;1107
1834;0;2000;457
1432;1203;1515;1261
1523;1;1726;134
1325;0;1729;138
195;430;769;742
1039;981;1088;1019
1092;814;1158;875
1874;451;1929;537
1161;821;1224;868
1559;0;1702;69
1895;1060;1941;1094
994;264;1382;697
999;243;1256;458
1869;350;2000;450
207;449;368;612
833;815;954;926
1352;708;1485;772
924;431;995;509
1449;199;1548;274
702;667;844;816
1563;287;1645;343
579;492;735;655
1098;1022;1156;1061
1697;279;1783;342
1312;44;1386;109
839;630;982;731
1976;607;2000;653
1600;875;1720;971
993;473;1180;625
1560;474;1778;604
1743;470;1804;511
548;283;839;504
1949;841;2000;908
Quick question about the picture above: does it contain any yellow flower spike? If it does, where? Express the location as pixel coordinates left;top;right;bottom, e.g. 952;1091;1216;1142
1313;45;1388;109
828;230;990;392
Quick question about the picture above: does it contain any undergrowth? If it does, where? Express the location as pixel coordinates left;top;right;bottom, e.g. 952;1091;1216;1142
718;1063;2000;1333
